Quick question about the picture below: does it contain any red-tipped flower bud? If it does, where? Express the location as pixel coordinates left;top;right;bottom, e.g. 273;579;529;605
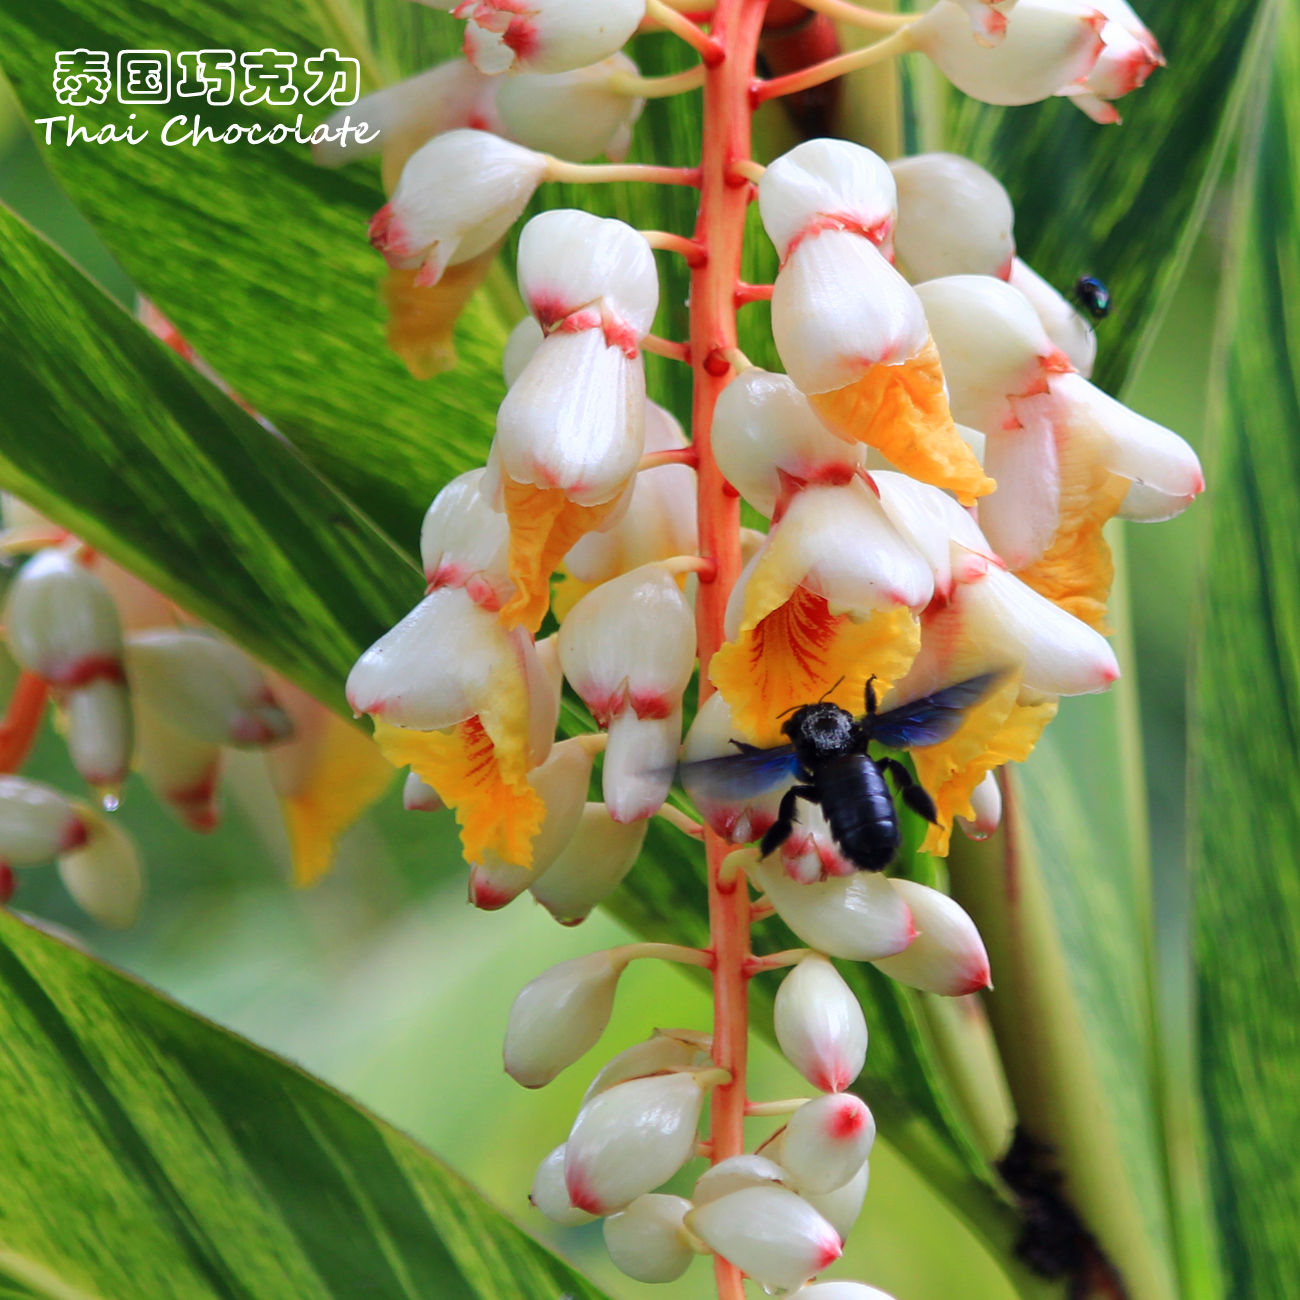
603;1193;695;1283
774;953;868;1094
780;1094;876;1194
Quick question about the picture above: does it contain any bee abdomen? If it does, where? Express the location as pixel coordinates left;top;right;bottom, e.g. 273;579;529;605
819;754;900;872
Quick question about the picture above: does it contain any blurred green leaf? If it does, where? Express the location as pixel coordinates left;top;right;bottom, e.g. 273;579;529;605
942;0;1264;394
0;909;611;1300
0;201;410;709
0;0;512;547
1193;0;1300;1292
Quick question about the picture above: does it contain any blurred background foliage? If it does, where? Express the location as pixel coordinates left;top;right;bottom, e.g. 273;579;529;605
0;0;1294;1294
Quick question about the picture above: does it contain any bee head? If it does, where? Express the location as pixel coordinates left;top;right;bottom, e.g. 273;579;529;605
782;701;858;759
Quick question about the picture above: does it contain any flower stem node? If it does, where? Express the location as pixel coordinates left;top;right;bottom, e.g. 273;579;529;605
779;1093;876;1194
370;130;547;286
558;562;696;821
126;630;292;749
564;1070;710;1213
747;855;916;962
504;948;627;1088
889;152;1016;283
871;879;993;995
431;0;647;76
603;1193;696;1283
685;1185;843;1292
530;1144;597;1225
0;776;89;864
774;952;869;1094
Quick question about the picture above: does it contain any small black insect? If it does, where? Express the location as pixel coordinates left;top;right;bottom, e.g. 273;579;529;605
680;672;1000;873
1071;274;1111;321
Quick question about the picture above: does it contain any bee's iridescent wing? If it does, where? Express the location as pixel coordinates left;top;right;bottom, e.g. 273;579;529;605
871;671;1005;750
677;743;801;802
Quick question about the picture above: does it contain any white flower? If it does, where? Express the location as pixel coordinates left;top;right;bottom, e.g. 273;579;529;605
0;776;88;864
497;54;644;161
872;880;992;995
565;1071;708;1213
603;1194;695;1283
582;1030;712;1102
57;807;143;930
431;0;647;76
419;468;513;611
774;953;868;1094
890;152;1016;282
693;1154;790;1204
530;1144;596;1225
686;1186;842;1292
504;949;625;1087
1007;257;1096;376
780;1093;876;1194
369;129;548;285
528;803;647;924
559;563;697;821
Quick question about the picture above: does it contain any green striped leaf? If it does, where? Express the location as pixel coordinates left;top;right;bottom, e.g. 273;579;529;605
1193;0;1300;1293
0;200;411;709
0;909;611;1300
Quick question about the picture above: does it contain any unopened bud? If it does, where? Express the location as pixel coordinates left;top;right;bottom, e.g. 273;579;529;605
693;1154;789;1205
402;770;445;812
749;855;915;961
686;1186;842;1292
4;548;125;688
774;953;868;1094
504;949;625;1088
57;808;142;929
0;775;88;864
957;771;1002;840
872;880;992;996
583;1030;712;1102
444;0;647;76
565;1071;708;1214
780;1094;875;1194
63;678;133;789
529;804;646;924
804;1160;870;1242
787;1282;896;1300
127;630;292;748
135;706;223;831
530;1144;596;1226
603;1193;695;1283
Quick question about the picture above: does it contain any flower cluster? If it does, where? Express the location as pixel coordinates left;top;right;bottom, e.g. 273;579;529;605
332;0;1198;1292
0;495;392;925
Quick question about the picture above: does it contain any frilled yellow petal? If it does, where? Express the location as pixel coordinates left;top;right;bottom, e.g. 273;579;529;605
500;479;626;633
808;338;995;506
1014;456;1129;633
278;715;395;886
384;247;498;380
914;687;1058;856
374;715;544;867
711;585;920;747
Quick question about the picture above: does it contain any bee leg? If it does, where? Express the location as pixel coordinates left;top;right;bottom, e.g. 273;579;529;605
864;674;879;718
759;784;818;858
729;739;761;754
877;757;939;824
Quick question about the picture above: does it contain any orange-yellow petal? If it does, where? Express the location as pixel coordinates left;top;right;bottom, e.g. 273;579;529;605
374;715;544;867
277;715;395;886
1013;456;1129;633
710;587;920;747
913;686;1058;856
807;338;995;506
500;478;627;633
384;246;498;380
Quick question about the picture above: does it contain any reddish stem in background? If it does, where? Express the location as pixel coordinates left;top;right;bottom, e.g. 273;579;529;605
690;3;768;1297
0;672;48;774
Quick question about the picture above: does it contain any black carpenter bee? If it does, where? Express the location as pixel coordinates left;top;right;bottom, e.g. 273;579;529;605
681;672;1000;873
1070;275;1111;321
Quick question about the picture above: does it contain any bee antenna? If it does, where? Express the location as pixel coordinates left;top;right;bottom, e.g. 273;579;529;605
775;702;801;719
818;675;845;704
